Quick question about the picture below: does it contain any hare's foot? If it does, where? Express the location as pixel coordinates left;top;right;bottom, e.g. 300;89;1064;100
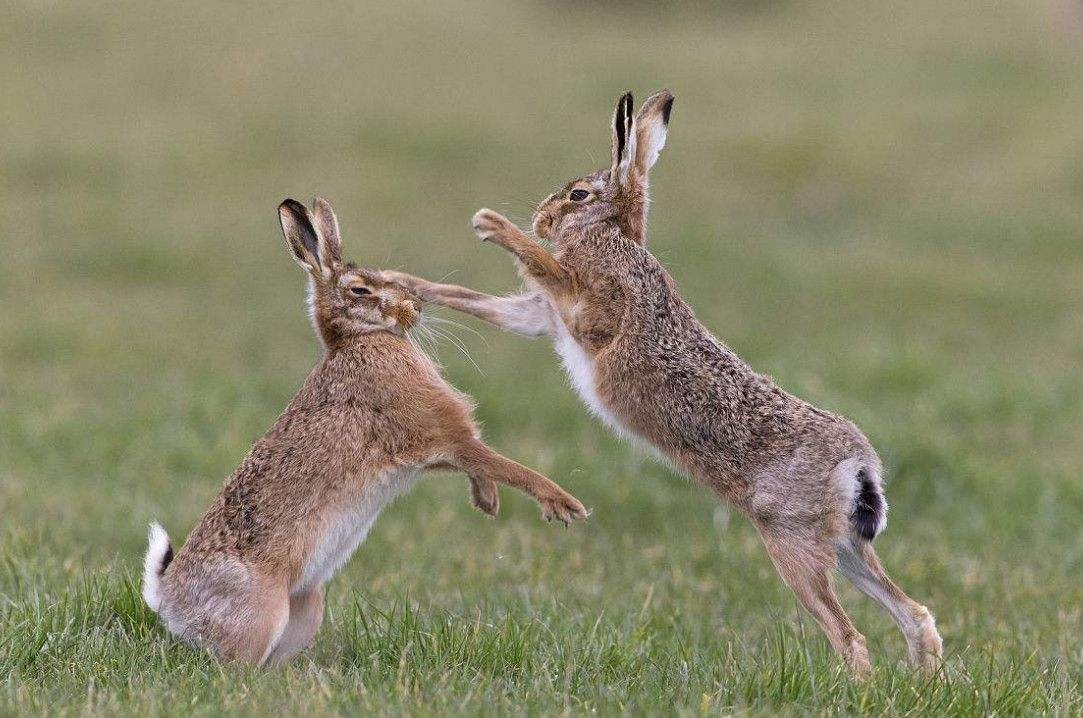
909;606;943;673
538;486;589;526
469;476;500;517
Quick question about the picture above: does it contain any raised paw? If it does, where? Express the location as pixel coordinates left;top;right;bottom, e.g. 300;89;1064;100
381;269;413;289
470;476;500;517
471;209;519;248
381;270;425;297
539;488;589;526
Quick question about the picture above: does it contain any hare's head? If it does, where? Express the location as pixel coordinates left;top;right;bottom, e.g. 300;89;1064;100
278;198;420;347
532;90;673;245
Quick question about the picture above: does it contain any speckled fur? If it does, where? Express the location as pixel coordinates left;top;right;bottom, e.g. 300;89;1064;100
388;92;942;675
142;198;587;666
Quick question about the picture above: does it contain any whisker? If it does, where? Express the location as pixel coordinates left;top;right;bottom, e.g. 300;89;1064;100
409;326;437;363
426;324;483;374
502;212;533;227
426;324;467;357
426;315;488;345
424;321;470;344
415;324;444;364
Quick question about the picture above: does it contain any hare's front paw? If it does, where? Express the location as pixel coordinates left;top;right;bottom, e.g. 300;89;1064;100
539;488;589;526
381;269;412;288
471;209;518;246
470;476;500;517
382;270;431;301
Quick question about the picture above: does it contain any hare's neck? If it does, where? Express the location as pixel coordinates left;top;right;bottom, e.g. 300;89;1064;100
331;330;407;355
298;333;417;406
617;196;648;246
333;331;440;381
555;221;623;251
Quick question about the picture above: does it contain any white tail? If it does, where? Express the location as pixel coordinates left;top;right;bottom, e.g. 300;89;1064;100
142;522;172;612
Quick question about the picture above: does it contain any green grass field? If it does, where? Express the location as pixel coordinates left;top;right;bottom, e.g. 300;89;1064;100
2;0;1082;714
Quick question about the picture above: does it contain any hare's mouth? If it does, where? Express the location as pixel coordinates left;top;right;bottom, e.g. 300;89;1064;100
533;211;553;239
394;305;420;330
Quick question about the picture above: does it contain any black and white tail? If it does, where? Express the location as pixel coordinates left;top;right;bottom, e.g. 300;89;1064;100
850;468;887;541
142;522;174;612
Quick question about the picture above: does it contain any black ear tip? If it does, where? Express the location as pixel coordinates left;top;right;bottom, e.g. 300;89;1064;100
279;198;307;216
661;96;674;125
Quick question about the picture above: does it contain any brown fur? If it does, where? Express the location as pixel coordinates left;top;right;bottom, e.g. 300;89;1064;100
387;92;943;675
142;198;586;666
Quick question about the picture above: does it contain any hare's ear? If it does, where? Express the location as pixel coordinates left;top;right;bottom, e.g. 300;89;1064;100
310;197;342;266
610;91;637;186
278;198;323;275
634;90;674;174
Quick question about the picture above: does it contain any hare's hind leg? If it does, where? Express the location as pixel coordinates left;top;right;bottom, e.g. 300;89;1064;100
836;538;942;672
266;587;325;666
758;527;871;676
452;438;588;525
208;577;290;666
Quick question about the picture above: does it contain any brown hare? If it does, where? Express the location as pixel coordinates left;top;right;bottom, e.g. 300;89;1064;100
142;197;587;666
385;91;943;675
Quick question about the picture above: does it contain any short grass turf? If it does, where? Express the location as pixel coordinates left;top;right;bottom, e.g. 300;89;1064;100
2;0;1082;714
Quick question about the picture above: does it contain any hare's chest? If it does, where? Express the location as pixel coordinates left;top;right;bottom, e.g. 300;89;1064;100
553;319;670;466
553;322;629;438
295;465;420;592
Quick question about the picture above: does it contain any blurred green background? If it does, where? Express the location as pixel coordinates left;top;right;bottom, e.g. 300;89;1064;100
1;0;1081;714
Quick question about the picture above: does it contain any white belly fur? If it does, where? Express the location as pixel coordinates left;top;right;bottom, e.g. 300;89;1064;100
552;322;674;466
553;323;631;438
295;465;420;593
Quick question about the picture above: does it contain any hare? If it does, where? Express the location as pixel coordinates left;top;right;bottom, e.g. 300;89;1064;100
385;91;943;675
141;197;587;666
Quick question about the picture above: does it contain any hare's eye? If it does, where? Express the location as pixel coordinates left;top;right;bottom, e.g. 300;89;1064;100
349;286;373;296
569;189;590;202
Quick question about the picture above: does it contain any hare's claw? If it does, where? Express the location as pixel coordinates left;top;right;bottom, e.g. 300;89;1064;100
539;490;588;526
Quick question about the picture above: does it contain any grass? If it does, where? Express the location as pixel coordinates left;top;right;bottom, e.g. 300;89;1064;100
2;0;1082;714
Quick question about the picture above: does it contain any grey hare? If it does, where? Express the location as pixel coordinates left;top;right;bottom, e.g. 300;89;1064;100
386;91;942;675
